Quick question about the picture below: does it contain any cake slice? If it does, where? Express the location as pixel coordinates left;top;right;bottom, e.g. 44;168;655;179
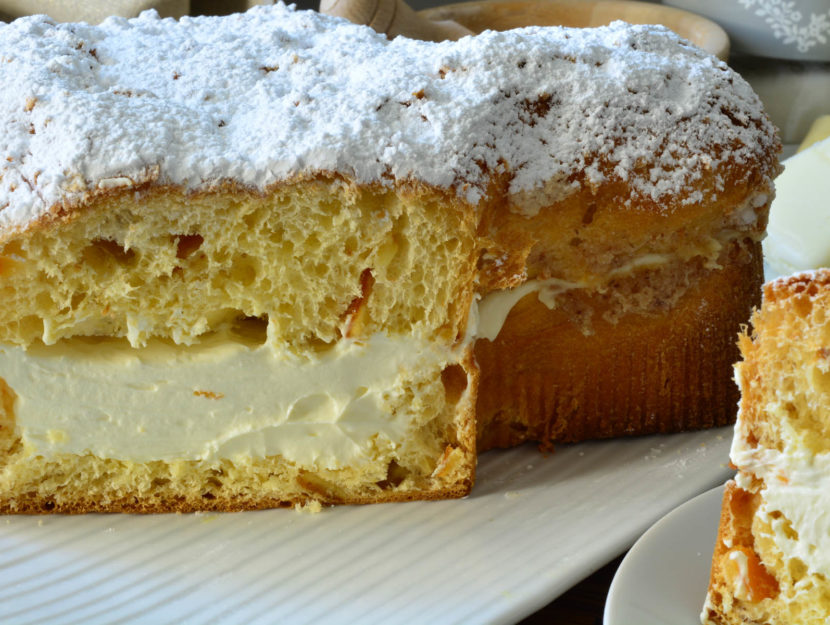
0;178;479;512
702;270;830;624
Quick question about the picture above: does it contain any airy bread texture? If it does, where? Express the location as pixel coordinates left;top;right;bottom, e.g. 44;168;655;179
703;270;830;625
0;177;475;351
0;177;479;512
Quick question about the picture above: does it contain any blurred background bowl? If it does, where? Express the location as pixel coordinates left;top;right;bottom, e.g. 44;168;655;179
420;0;730;60
663;0;830;61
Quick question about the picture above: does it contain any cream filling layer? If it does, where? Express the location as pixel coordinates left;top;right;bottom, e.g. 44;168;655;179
477;209;768;344
476;254;671;342
731;412;830;579
0;332;459;470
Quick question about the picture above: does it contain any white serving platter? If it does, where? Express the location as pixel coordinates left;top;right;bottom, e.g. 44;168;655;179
0;429;734;625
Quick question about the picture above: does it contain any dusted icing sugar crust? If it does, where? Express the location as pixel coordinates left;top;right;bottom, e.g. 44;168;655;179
0;4;778;234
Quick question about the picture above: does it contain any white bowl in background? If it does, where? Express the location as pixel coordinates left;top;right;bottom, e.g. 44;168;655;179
663;0;830;61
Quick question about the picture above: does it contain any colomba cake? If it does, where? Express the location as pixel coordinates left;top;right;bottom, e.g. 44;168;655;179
0;4;779;511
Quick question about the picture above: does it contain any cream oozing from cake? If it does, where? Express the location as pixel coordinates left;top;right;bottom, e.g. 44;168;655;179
0;3;776;236
727;549;752;600
477;278;581;341
731;411;830;579
0;332;465;468
476;253;673;340
476;254;686;340
477;190;769;342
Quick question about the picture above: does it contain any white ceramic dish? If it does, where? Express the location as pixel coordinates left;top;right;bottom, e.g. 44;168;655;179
0;430;733;625
603;484;724;625
663;0;830;61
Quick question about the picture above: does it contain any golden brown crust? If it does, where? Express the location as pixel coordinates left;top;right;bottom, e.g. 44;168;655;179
478;150;778;294
476;239;764;450
703;480;786;625
704;481;761;625
761;267;830;304
0;479;474;514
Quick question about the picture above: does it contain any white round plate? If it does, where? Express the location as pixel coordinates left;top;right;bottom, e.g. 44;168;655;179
604;484;725;625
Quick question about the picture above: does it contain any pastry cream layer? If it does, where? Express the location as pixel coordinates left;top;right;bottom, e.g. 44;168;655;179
0;331;459;470
732;414;830;578
476;254;672;341
477;199;768;344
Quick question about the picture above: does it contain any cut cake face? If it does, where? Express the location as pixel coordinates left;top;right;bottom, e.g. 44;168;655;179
0;5;488;510
0;177;480;511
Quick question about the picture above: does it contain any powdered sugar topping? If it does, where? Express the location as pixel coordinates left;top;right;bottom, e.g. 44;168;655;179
0;4;777;233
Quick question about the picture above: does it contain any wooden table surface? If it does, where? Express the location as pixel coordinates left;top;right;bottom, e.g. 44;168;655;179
519;555;624;625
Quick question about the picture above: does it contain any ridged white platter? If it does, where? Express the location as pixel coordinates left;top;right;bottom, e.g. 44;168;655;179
0;429;733;625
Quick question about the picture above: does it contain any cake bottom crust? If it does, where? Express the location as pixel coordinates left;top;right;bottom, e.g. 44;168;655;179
0;450;475;514
703;480;773;625
475;241;763;450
